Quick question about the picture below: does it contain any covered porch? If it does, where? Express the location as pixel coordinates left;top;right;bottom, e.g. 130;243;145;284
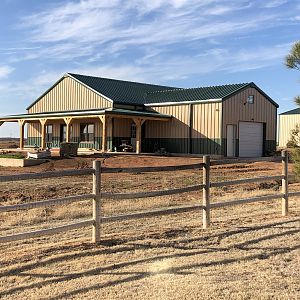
0;108;171;154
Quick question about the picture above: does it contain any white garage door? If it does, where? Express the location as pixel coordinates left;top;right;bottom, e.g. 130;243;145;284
239;122;263;157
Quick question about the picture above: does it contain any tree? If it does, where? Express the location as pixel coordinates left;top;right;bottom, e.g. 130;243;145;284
285;41;300;178
285;41;300;105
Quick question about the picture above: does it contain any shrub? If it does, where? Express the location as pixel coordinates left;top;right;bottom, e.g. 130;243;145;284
287;124;300;148
291;148;300;179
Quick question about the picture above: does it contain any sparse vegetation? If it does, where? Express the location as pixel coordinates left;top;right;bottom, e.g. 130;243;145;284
0;153;25;159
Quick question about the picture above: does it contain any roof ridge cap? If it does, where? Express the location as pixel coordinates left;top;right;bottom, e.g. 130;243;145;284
67;72;177;89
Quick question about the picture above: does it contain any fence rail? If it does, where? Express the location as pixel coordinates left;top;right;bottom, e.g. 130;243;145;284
210;175;284;188
101;204;204;223
0;220;93;243
210;193;284;209
101;184;203;200
0;150;297;244
101;163;204;173
0;168;94;183
0;194;95;213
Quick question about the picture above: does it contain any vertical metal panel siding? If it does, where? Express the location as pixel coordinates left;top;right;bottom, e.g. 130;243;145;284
28;77;112;113
113;118;131;137
147;103;221;139
27;122;41;137
279;114;300;147
222;87;276;140
192;102;222;138
146;105;190;138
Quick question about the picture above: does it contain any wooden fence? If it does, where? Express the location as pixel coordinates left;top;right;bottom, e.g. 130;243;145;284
0;150;298;244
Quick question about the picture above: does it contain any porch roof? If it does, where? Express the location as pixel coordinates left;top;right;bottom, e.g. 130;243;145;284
0;108;172;122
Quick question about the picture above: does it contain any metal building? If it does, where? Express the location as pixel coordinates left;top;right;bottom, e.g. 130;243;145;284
279;108;300;147
0;73;278;157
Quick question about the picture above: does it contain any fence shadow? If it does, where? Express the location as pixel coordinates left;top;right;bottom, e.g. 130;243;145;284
0;217;299;298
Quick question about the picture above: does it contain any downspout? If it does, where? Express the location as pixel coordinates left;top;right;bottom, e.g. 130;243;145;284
189;104;193;154
220;101;224;157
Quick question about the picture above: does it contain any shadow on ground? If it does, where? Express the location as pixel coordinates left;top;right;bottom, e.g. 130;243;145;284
1;218;299;299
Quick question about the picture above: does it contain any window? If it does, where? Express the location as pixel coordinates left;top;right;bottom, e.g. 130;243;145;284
247;95;254;104
45;124;53;142
80;123;94;142
131;123;136;138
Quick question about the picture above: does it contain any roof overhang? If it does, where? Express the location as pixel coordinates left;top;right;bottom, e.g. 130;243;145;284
0;108;172;123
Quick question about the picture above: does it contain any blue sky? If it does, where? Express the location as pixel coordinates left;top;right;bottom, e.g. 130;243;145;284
0;0;299;137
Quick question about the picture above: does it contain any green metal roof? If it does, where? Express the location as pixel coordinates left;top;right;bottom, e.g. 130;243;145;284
144;82;279;108
24;73;278;111
280;108;300;115
69;73;178;105
69;75;278;107
144;83;249;104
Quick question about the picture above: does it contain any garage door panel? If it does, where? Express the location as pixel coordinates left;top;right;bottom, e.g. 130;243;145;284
239;122;263;157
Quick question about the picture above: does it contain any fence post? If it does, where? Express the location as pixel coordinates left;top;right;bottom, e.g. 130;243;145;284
203;155;210;229
281;150;288;216
92;160;101;242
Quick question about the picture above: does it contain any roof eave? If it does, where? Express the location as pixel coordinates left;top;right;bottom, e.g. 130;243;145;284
144;98;223;106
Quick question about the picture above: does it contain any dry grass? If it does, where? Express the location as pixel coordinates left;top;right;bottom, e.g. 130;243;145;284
0;156;299;299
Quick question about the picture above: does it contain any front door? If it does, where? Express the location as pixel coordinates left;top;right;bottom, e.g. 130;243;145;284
227;125;236;157
60;124;66;143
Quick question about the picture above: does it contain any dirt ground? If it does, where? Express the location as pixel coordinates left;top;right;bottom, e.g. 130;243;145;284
0;154;299;299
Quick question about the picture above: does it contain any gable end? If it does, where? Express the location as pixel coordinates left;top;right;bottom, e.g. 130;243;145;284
27;75;113;113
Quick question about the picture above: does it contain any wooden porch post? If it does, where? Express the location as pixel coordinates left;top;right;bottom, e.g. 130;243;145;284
40;119;47;149
99;116;107;152
18;120;25;150
64;117;72;143
133;118;145;154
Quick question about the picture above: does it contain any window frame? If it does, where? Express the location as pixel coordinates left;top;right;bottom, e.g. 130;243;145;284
247;95;254;104
80;123;95;142
45;124;53;142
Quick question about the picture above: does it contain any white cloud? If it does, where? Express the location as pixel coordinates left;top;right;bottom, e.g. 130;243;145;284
65;42;292;84
290;16;300;21
262;0;288;8
17;0;277;63
0;66;14;78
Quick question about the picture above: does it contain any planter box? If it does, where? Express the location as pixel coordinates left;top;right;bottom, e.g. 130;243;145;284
0;158;48;167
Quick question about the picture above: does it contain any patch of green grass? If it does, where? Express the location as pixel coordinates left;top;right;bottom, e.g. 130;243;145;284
0;153;25;159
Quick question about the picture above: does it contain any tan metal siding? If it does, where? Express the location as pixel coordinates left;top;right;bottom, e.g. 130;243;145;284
222;87;277;141
279;114;300;147
146;105;189;138
192;102;222;139
28;77;112;113
147;103;221;139
27;122;41;137
113;118;131;137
